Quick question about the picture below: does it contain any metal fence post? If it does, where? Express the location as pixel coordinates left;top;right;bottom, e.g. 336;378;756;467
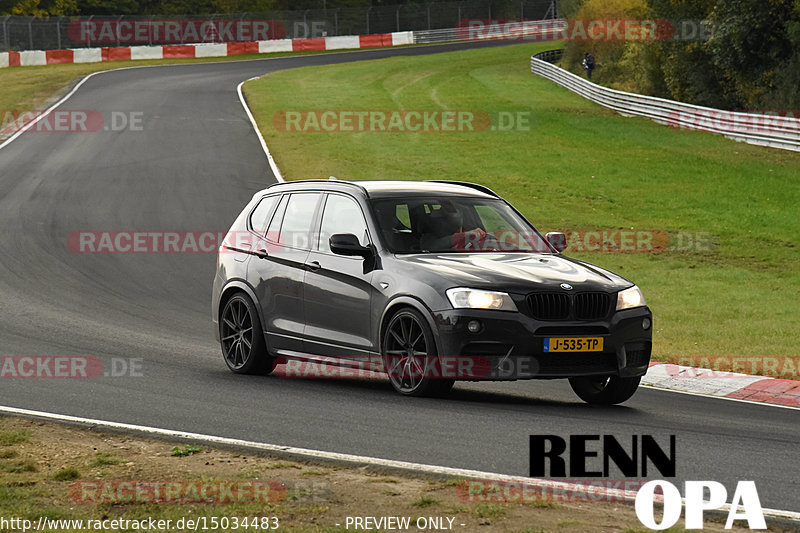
334;9;338;36
150;14;155;45
87;15;93;48
28;18;33;50
396;6;401;32
365;6;370;35
2;16;10;52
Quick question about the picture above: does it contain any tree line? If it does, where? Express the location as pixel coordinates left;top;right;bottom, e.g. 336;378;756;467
2;0;517;16
561;0;800;110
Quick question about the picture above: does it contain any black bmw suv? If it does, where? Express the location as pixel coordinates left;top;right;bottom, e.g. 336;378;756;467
212;179;652;404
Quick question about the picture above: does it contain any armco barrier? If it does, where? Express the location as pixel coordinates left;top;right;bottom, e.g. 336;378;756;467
530;54;800;152
0;31;414;69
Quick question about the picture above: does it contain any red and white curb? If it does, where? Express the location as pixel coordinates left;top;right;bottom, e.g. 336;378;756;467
0;31;413;69
643;362;800;408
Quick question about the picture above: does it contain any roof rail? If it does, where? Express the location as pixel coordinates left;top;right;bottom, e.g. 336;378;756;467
265;178;369;196
426;180;500;198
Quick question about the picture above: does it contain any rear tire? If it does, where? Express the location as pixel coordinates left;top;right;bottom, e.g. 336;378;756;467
569;376;640;405
382;308;454;397
220;293;277;375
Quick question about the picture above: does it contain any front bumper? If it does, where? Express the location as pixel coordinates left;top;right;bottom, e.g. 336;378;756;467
432;306;652;380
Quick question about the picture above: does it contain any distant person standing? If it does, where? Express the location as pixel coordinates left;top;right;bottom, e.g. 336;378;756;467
582;52;595;80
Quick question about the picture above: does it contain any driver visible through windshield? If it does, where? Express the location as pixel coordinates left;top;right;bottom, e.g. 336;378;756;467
371;197;551;253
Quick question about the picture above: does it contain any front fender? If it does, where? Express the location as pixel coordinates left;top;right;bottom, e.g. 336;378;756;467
378;295;443;356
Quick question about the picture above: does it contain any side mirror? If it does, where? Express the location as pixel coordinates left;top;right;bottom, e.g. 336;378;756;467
330;233;372;258
545;232;567;253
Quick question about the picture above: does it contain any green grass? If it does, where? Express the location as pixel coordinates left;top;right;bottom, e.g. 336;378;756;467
244;41;800;363
0;430;31;446
88;451;121;467
52;467;79;480
300;469;331;477
411;495;440;507
1;461;38;473
171;444;202;457
473;502;508;518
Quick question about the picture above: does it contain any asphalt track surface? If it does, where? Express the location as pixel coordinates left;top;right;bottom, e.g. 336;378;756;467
0;41;798;515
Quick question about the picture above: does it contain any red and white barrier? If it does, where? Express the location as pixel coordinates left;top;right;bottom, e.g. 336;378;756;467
0;31;414;69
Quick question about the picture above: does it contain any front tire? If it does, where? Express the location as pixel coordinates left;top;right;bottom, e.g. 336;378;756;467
382;308;454;397
220;293;277;375
569;376;641;405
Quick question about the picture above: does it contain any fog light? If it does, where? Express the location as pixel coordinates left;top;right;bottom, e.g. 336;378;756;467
642;318;651;330
467;320;482;334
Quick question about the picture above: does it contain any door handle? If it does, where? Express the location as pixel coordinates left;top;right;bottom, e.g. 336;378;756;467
255;249;268;259
304;260;321;271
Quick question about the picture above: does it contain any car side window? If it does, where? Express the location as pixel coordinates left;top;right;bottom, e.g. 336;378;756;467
265;194;288;241
249;195;279;235
275;193;320;250
319;194;369;253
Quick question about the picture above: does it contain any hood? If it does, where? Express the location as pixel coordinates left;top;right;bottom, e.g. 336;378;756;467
396;253;633;294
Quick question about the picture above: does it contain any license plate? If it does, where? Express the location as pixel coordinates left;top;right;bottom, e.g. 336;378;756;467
544;337;604;352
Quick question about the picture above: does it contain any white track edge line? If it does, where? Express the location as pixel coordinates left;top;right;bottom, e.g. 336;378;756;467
237;76;284;183
1;404;799;523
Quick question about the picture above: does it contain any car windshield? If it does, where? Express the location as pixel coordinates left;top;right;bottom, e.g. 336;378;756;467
371;197;551;254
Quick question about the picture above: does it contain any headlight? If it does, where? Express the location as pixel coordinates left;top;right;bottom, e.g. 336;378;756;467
446;288;518;311
616;285;646;311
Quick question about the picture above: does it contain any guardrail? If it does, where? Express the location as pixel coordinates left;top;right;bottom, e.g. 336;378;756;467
530;53;800;152
414;19;565;44
532;48;562;62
